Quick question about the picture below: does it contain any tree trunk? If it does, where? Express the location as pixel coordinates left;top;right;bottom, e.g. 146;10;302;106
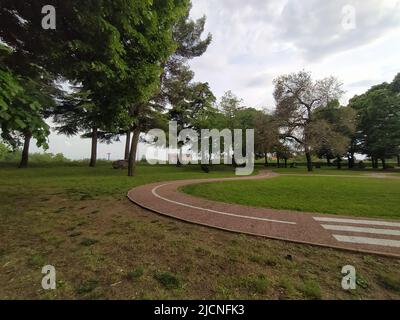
327;157;331;166
89;127;98;167
397;155;400;167
19;131;32;168
348;153;355;169
305;151;313;172
128;125;141;177
124;131;131;160
381;158;386;170
276;154;280;168
284;158;288;168
232;155;237;168
372;157;378;169
177;145;183;167
336;156;342;169
264;154;268;167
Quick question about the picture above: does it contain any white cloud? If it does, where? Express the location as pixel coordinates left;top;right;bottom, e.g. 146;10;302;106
278;0;400;61
190;0;400;108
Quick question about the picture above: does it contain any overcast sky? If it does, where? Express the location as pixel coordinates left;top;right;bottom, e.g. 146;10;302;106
32;0;400;160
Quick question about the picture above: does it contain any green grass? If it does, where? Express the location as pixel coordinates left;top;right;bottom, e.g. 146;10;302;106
0;163;238;201
238;274;269;294
75;279;99;295
127;267;145;280
154;272;182;290
1;162;400;300
377;273;400;292
301;280;322;300
80;238;99;246
270;167;400;176
182;175;400;219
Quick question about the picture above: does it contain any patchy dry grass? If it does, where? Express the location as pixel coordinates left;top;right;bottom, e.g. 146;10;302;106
0;163;399;300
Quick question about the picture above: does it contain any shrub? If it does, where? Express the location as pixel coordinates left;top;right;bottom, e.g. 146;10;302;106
154;271;182;289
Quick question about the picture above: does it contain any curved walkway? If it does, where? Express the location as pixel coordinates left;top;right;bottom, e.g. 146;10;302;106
127;171;400;258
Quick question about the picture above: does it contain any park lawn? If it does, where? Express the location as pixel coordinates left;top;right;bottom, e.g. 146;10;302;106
182;176;400;219
1;163;400;300
0;162;238;200
270;167;400;176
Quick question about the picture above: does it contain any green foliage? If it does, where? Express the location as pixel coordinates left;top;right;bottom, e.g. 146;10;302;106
0;146;70;164
52;89;121;148
154;271;182;290
161;12;215;133
168;76;216;131
0;62;22;118
219;91;245;129
273;71;345;170
313;100;356;160
0;77;52;149
0;44;54;150
173;2;212;59
349;75;400;160
254;110;279;159
29;153;70;163
0;143;11;159
1;0;192;167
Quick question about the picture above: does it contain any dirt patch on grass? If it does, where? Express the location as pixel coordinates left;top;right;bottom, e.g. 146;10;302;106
0;189;399;300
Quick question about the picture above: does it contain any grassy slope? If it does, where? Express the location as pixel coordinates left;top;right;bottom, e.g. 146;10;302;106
182;175;400;219
1;163;400;300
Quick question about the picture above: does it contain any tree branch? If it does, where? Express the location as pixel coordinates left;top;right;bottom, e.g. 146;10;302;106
281;134;304;145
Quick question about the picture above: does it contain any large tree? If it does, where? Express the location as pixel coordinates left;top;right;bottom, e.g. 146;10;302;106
273;71;344;171
168;76;216;166
2;1;192;173
254;110;279;166
52;89;126;167
349;74;400;169
0;46;23;116
0;44;58;167
123;1;212;175
1;1;135;167
217;91;261;167
313;100;356;169
104;0;203;176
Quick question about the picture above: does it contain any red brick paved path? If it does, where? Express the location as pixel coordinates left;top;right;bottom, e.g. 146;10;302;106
127;171;400;258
